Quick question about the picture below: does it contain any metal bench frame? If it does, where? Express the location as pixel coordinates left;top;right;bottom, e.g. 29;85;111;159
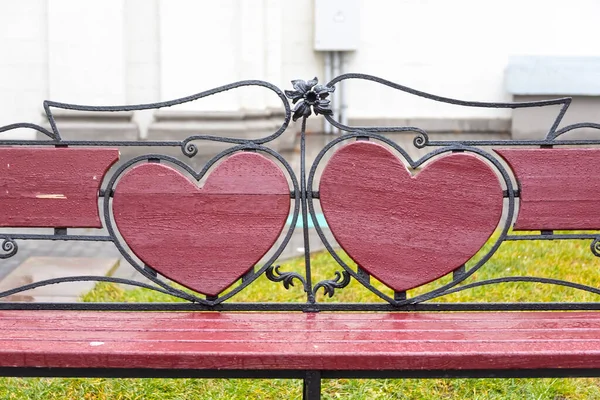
1;73;600;399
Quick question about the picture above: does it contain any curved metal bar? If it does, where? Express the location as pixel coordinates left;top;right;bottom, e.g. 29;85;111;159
307;132;515;304
0;123;58;140
327;114;600;151
0;275;182;300
425;276;600;301
550;122;600;140
326;73;572;138
324;112;430;135
43;80;291;144
102;146;301;306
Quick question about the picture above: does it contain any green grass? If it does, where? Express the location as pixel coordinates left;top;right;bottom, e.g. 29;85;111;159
3;234;600;399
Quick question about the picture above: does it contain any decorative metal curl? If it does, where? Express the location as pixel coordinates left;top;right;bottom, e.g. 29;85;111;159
0;123;58;141
181;141;198;158
265;265;306;290
591;238;600;257
313;271;351;298
0;236;18;259
413;132;429;148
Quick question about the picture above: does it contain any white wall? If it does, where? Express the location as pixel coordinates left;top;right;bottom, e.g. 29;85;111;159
0;1;47;139
160;0;240;111
1;0;599;132
159;0;290;112
125;0;160;137
346;0;600;119
48;0;126;104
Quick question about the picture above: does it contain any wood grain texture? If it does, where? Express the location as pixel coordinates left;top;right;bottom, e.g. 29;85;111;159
113;152;290;296
497;148;600;230
320;142;503;292
0;148;119;227
2;311;600;371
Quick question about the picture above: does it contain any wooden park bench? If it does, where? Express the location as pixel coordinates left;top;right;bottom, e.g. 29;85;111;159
1;74;600;399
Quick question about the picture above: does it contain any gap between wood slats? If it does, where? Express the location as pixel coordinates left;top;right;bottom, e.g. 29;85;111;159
2;325;600;334
1;311;599;321
0;320;598;330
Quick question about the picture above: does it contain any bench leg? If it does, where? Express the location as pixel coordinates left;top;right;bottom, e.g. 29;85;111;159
303;370;321;400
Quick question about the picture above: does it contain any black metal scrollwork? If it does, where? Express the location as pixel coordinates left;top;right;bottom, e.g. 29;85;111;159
591;238;600;257
313;271;351;298
181;141;199;158
413;132;429;148
0;73;599;311
0;236;17;259
265;265;307;290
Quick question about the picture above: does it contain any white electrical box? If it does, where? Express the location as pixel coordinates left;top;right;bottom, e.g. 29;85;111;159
314;0;360;51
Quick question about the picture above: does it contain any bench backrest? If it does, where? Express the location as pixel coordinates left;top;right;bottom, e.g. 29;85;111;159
1;74;599;312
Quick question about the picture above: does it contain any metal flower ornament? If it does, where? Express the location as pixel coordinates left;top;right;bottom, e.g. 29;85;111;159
285;77;335;121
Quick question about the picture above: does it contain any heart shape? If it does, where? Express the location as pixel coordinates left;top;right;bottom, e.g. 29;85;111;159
113;153;290;296
319;141;502;292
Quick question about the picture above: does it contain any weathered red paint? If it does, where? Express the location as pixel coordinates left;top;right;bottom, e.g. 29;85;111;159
0;148;119;227
2;311;600;371
113;152;290;296
497;148;600;230
319;141;503;292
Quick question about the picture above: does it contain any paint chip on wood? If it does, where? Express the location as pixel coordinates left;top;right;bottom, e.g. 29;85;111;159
0;148;119;227
36;194;67;199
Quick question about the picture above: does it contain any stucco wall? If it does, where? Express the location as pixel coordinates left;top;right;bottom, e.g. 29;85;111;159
1;0;599;137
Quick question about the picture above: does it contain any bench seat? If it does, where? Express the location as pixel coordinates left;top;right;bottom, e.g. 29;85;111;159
1;311;600;376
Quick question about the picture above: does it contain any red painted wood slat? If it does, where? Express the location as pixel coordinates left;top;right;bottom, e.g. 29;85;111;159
113;152;290;296
319;142;503;292
0;310;595;321
5;327;600;342
3;313;600;332
0;148;119;227
2;311;600;371
497;148;600;230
